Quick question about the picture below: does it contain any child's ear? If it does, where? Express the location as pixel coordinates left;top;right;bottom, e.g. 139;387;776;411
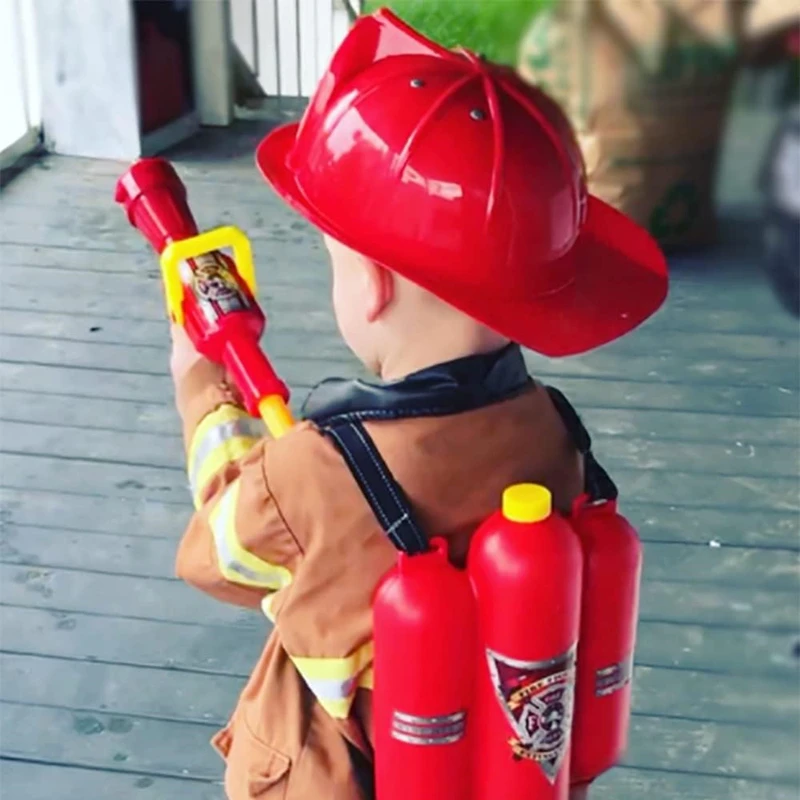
363;260;394;323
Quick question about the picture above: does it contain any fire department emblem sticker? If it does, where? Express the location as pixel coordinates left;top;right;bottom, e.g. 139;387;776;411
487;645;577;783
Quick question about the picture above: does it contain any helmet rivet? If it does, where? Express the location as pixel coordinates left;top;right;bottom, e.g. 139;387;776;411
470;108;487;121
410;78;425;88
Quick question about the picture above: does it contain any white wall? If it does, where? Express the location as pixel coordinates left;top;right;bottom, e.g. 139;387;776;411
0;0;41;161
34;0;142;159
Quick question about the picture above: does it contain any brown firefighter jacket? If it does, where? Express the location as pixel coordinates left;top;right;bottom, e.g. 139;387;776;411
174;344;585;800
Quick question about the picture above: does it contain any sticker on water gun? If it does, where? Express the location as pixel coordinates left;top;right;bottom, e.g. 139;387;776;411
487;645;576;783
595;653;634;697
190;252;251;323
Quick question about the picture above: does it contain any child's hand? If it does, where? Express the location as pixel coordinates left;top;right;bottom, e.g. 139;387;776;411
169;323;210;384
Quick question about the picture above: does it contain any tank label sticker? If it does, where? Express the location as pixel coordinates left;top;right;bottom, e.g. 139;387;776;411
190;252;250;323
487;645;577;783
390;709;467;746
595;653;634;697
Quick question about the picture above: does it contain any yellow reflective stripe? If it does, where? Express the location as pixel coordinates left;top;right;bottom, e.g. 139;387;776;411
189;404;251;469
290;641;374;719
188;405;264;509
209;480;293;591
316;696;354;719
261;592;277;623
192;436;260;510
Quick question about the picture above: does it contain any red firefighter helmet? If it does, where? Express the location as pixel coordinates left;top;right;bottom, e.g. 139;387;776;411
257;9;668;356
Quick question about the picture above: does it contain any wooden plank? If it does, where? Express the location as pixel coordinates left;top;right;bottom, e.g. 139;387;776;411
3;287;798;369
631;665;799;729
621;714;798;782
0;323;351;369
583;406;798;445
1;526;178;577
3;325;797;392
593;768;798;800
1;697;794;786
0;361;177;403
9;759;789;800
3;483;796;551
641;543;799;590
0;648;678;736
3;600;796;679
637;620;799;676
1;557;795;631
0;389;184;436
3;649;796;741
3;383;798;449
4;415;797;481
0;335;354;387
0;362;313;408
638;580;798;631
6;523;795;591
1;229;792;331
2;355;796;421
625;504;799;548
0;761;224;800
0;198;778;298
1;420;186;470
0;267;333;311
0;454;191;502
0;652;240;725
0;487;190;538
3;450;795;513
0;702;221;780
0;564;257;628
0;606;262;676
0;196;788;289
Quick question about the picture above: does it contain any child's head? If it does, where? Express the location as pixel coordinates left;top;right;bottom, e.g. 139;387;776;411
325;234;508;379
258;10;668;361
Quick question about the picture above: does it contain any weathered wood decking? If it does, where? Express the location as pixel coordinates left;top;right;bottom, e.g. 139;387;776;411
0;121;798;800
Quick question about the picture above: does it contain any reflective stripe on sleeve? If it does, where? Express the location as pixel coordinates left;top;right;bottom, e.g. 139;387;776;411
208;479;293;591
188;405;264;508
290;641;374;719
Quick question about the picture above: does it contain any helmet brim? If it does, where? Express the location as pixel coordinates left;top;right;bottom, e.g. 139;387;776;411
257;123;668;357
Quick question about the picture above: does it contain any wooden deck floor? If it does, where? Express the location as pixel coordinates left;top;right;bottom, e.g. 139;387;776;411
0;122;798;800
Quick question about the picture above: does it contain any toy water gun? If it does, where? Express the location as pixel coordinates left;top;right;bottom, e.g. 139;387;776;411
114;159;294;437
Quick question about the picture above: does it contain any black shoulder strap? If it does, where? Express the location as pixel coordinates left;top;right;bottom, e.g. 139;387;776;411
322;419;428;555
546;386;618;502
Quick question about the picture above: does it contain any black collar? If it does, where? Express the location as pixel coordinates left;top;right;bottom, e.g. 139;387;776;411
302;344;532;426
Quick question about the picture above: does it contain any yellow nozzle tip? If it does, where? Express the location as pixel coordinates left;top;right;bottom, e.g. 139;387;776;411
502;484;552;523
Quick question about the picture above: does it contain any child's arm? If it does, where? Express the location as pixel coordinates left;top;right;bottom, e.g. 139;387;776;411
169;325;302;609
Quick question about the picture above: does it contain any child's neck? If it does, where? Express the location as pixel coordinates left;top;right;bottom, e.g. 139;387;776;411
378;333;510;382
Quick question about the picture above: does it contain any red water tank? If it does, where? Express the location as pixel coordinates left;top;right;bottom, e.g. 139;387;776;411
468;484;583;800
569;497;642;786
373;538;477;800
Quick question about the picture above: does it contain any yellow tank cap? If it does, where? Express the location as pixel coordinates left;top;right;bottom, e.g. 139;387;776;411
502;484;552;523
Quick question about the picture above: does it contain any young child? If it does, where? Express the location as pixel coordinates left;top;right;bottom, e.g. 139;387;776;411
169;9;667;800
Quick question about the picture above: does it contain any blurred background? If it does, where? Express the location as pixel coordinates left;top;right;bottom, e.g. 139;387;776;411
0;2;798;799
2;0;798;311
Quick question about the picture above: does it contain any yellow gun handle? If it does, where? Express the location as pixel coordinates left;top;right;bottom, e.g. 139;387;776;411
159;225;257;326
258;395;295;439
